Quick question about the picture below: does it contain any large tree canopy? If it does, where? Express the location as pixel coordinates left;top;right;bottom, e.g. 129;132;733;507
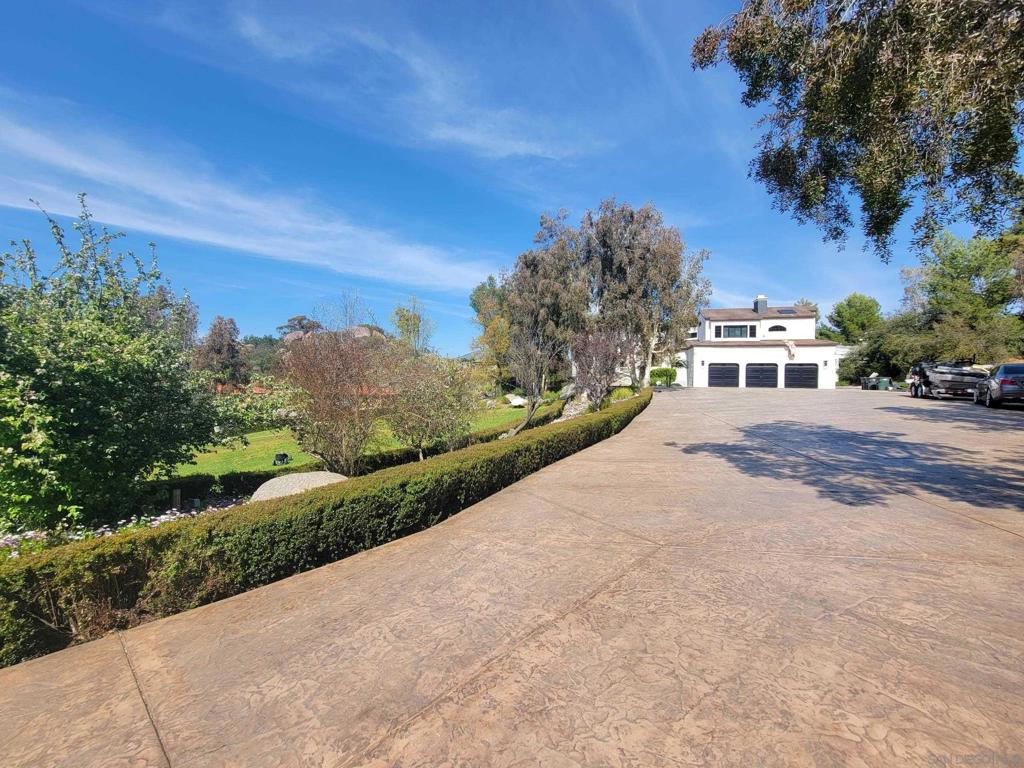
194;315;249;386
579;200;711;385
826;292;884;344
0;199;217;529
469;276;512;391
840;227;1024;379
692;0;1024;258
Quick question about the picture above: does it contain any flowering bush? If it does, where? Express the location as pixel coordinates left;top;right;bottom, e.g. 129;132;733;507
1;200;218;531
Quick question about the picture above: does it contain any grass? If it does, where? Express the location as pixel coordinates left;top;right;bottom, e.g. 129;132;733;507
176;402;559;478
176;429;316;476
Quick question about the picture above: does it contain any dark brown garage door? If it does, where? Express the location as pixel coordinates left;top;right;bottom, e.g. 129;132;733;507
784;363;819;388
745;363;778;388
708;363;739;387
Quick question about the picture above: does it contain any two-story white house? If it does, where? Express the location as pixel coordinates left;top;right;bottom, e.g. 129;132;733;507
683;295;839;389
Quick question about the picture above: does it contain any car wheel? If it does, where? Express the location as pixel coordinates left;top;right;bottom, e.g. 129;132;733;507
973;389;980;404
985;389;997;408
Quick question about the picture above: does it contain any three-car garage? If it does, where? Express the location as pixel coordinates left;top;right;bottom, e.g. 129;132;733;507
704;361;823;389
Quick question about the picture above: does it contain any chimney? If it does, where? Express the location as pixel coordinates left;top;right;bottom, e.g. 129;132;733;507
754;294;768;314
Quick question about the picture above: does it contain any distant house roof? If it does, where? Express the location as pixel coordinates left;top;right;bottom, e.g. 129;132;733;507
702;306;816;321
685;339;838;348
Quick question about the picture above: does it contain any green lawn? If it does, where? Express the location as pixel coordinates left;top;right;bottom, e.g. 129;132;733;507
176;429;317;476
176;403;556;477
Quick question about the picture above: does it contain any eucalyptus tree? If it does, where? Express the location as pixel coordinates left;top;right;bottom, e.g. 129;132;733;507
579;199;710;386
504;214;587;432
692;0;1024;258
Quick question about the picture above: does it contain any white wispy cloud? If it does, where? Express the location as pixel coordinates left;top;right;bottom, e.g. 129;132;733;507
0;110;495;292
134;2;600;162
613;0;691;113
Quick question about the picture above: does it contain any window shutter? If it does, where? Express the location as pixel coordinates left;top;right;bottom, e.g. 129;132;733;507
749;325;756;338
714;325;722;338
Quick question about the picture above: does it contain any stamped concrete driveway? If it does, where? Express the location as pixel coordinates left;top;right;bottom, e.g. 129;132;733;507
3;389;1024;768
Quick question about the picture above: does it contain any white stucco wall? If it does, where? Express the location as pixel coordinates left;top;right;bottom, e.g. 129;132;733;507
685;344;838;389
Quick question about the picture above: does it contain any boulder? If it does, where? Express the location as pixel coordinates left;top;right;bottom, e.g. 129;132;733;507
505;394;528;407
250;471;347;503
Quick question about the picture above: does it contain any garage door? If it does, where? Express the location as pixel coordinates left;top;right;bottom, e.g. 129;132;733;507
708;363;739;387
745;363;778;388
784;363;819;388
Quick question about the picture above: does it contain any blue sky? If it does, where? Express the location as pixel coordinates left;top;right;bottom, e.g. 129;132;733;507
1;1;925;355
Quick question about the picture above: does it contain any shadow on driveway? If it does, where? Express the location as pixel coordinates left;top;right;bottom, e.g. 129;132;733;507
878;403;1024;433
670;420;1024;509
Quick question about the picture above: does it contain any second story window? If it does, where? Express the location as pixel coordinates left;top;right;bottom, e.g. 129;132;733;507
768;325;787;332
723;325;748;338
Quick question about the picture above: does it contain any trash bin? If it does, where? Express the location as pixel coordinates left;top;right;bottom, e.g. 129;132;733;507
876;377;892;390
861;377;878;390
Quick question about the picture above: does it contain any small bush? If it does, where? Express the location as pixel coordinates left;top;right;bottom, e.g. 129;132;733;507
0;392;648;667
649;367;677;386
610;386;637;401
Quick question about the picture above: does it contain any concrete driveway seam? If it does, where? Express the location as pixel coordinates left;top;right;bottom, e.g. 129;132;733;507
118;631;172;768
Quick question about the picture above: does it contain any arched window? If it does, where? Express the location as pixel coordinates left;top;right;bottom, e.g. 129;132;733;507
768;324;787;332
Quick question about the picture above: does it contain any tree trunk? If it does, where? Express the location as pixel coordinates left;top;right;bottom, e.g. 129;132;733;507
508;396;540;437
509;372;545;437
642;341;655;387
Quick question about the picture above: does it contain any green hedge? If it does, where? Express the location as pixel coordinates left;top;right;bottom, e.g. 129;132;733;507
649;367;677;386
140;401;566;509
0;392;646;667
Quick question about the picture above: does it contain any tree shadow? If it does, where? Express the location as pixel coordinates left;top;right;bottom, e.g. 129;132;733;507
670;420;1024;509
878;403;1024;434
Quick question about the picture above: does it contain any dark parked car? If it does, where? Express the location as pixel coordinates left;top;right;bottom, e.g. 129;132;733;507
973;364;1024;407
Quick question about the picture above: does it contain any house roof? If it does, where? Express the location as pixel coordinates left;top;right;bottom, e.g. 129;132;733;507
684;339;838;348
702;306;816;321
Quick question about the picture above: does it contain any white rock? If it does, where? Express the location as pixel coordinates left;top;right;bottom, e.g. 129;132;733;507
250;471;347;502
505;394;528;407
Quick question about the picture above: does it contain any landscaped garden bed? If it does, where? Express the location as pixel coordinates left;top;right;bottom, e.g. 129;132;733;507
0;391;649;667
0;401;566;563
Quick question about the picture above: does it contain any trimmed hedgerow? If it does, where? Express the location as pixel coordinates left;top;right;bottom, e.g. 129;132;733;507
0;392;646;667
138;401;566;509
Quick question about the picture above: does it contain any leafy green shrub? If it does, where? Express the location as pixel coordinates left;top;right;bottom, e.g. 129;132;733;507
1;200;217;531
0;392;647;666
649;367;677;386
